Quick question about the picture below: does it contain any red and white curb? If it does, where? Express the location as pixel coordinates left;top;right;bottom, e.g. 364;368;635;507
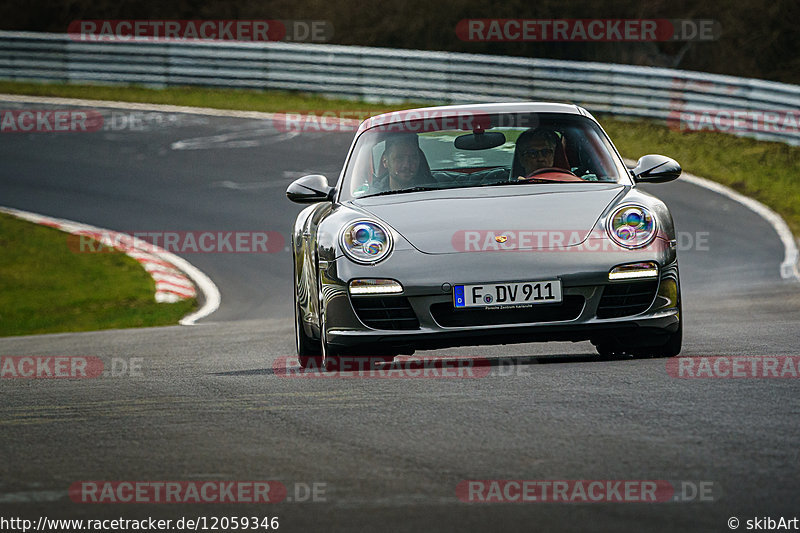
0;206;221;325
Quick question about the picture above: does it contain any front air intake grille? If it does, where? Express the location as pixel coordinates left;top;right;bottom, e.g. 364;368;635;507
596;280;659;318
430;295;585;327
351;296;420;330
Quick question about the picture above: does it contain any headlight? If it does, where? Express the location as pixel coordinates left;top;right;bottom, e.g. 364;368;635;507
340;219;393;264
606;204;657;249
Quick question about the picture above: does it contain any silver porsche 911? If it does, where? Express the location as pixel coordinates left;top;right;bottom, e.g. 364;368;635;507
287;102;682;370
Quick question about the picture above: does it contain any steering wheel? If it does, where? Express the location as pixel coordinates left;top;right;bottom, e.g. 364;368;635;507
525;167;578;178
518;167;584;182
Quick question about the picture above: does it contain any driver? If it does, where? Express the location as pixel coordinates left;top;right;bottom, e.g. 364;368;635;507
513;128;560;179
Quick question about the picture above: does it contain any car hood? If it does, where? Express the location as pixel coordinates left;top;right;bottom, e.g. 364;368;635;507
351;183;626;254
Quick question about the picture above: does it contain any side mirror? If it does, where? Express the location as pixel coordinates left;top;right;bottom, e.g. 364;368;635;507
631;155;681;183
286;174;335;204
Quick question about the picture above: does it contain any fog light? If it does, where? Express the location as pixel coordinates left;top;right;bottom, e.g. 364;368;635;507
349;279;403;295
656;277;679;309
608;262;659;281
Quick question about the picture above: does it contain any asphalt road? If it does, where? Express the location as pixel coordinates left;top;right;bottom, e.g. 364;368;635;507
1;102;798;532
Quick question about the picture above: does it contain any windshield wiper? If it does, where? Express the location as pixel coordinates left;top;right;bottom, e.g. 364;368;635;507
363;186;442;198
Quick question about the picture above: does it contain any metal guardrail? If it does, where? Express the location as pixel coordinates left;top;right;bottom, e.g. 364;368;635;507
1;31;798;145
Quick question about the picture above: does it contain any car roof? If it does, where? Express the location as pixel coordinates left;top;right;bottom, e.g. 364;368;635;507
357;102;586;135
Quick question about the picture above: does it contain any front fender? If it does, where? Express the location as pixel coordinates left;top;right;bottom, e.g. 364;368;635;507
293;202;333;338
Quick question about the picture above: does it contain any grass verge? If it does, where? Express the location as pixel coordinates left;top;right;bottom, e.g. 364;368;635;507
0;213;196;337
0;80;419;114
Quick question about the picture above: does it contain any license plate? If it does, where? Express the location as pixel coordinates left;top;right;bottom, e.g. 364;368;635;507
453;280;562;309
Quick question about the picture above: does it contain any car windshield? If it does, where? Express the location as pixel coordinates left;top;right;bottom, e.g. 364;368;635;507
340;112;628;201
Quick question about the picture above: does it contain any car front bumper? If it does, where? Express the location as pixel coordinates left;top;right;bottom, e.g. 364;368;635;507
320;243;680;353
